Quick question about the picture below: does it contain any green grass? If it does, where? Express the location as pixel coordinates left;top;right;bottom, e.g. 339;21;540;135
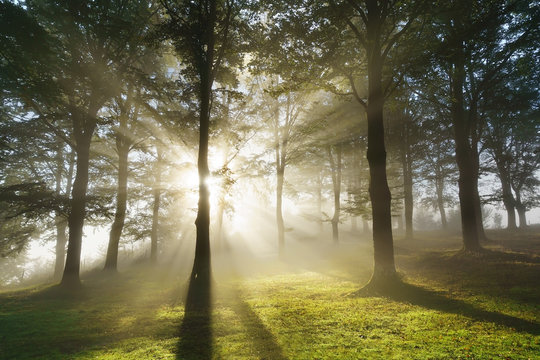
1;232;539;359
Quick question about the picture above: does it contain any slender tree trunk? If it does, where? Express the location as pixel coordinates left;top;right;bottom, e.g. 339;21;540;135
494;158;517;230
365;6;396;283
61;113;96;288
190;2;216;288
104;138;129;271
328;144;342;243
435;174;448;230
274;95;286;258
150;149;162;263
401;141;414;240
450;53;482;252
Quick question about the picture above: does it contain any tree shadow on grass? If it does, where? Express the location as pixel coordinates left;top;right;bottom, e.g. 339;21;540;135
227;289;289;360
356;281;540;336
175;275;212;360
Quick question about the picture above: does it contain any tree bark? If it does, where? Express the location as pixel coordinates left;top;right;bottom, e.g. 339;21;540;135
274;96;287;258
104;128;130;271
365;1;396;283
470;142;487;241
492;150;517;229
450;51;482;252
514;190;528;229
190;0;216;288
61;109;97;288
434;173;448;230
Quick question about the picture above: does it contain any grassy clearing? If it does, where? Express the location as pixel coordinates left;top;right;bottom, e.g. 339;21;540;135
1;231;539;359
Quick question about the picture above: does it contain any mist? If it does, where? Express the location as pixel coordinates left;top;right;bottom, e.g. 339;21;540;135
1;0;539;359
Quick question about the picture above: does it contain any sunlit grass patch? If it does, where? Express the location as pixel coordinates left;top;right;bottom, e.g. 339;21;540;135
1;243;539;359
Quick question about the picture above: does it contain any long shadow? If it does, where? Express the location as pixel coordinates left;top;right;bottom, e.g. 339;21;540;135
362;282;540;336
176;275;212;360
227;288;289;360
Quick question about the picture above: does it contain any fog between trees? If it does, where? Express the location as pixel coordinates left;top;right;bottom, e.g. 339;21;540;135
0;0;539;290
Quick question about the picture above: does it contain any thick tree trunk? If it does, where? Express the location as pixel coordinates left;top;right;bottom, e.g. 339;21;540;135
450;54;482;252
61;120;95;288
365;25;396;283
506;204;517;230
150;149;162;263
104;139;129;271
328;145;342;243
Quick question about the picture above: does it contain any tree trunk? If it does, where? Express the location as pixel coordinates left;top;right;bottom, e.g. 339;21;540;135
450;52;482;252
104;136;129;271
365;6;396;283
53;145;74;281
435;174;448;230
471;145;487;242
274;94;287;258
493;155;517;230
402;149;413;240
514;190;528;229
506;204;518;230
150;149;162;263
61;114;96;288
190;1;216;288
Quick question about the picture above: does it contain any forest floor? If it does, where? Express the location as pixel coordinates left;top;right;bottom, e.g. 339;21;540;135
0;228;539;359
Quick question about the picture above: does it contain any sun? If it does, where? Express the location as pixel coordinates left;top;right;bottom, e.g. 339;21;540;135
172;147;230;212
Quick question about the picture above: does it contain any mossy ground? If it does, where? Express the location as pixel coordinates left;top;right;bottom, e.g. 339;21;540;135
1;229;539;359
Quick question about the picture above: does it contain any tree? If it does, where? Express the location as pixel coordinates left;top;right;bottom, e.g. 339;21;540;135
159;0;245;294
7;0;157;287
261;0;426;287
413;0;540;250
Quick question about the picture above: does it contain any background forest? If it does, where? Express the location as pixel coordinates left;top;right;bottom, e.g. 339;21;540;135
0;0;539;359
